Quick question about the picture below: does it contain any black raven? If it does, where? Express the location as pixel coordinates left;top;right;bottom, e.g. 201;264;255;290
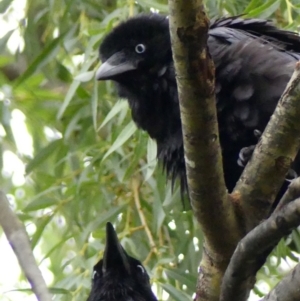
87;222;157;301
96;14;300;194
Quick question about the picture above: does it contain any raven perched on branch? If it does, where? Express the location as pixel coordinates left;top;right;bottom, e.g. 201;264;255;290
96;14;300;194
87;222;157;301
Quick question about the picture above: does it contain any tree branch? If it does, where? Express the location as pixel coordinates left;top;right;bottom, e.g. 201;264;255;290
233;61;300;231
132;178;158;254
220;197;300;301
168;2;240;301
274;177;300;213
260;262;300;301
0;191;52;301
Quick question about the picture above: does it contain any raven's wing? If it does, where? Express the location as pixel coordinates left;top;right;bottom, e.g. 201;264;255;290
207;16;299;138
210;16;300;59
207;17;300;191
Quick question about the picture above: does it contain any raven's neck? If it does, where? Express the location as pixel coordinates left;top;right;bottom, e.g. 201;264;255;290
116;66;181;143
115;66;185;186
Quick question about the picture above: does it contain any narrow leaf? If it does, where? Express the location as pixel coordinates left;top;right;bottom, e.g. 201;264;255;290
0;0;12;13
31;214;54;249
14;34;66;87
98;100;128;131
160;283;190;301
102;121;137;160
74;71;94;82
92;78;98;131
145;138;157;181
25;139;62;174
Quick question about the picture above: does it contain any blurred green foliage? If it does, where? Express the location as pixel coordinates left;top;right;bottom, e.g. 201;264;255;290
0;0;300;300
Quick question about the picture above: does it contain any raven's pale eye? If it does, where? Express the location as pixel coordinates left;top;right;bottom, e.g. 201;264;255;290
137;265;145;273
135;44;146;54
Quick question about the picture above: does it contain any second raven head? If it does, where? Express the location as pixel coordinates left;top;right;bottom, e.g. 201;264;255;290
87;222;157;301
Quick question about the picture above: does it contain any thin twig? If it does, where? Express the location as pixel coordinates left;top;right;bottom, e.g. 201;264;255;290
129;225;145;233
143;249;155;266
0;191;52;301
131;178;158;254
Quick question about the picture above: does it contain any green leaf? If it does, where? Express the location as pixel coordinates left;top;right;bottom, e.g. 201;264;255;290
292;230;300;253
56;80;81;119
98;100;128;131
81;205;126;242
31;214;55;249
74;71;95;82
57;56;97;119
160;283;191;301
0;30;14;53
14;34;66;87
0;0;12;13
145;137;157;181
92;78;98;131
244;0;263;13
0;55;14;67
25;139;62;174
8;287;70;295
48;287;71;294
40;234;72;262
136;0;168;12
23;192;59;212
102;120;137;160
165;269;196;290
245;0;280;18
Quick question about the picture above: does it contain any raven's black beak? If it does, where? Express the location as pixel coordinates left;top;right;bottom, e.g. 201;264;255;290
96;51;137;80
102;222;131;274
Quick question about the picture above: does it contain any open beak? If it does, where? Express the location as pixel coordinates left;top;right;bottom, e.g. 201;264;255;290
102;222;131;275
96;51;137;80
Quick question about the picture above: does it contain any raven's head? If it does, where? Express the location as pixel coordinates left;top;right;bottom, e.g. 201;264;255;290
96;14;171;82
86;222;157;301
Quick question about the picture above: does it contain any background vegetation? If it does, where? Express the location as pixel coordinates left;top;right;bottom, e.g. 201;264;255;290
0;0;300;300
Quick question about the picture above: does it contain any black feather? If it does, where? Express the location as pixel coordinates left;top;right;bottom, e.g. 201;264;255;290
97;14;300;194
87;222;157;301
